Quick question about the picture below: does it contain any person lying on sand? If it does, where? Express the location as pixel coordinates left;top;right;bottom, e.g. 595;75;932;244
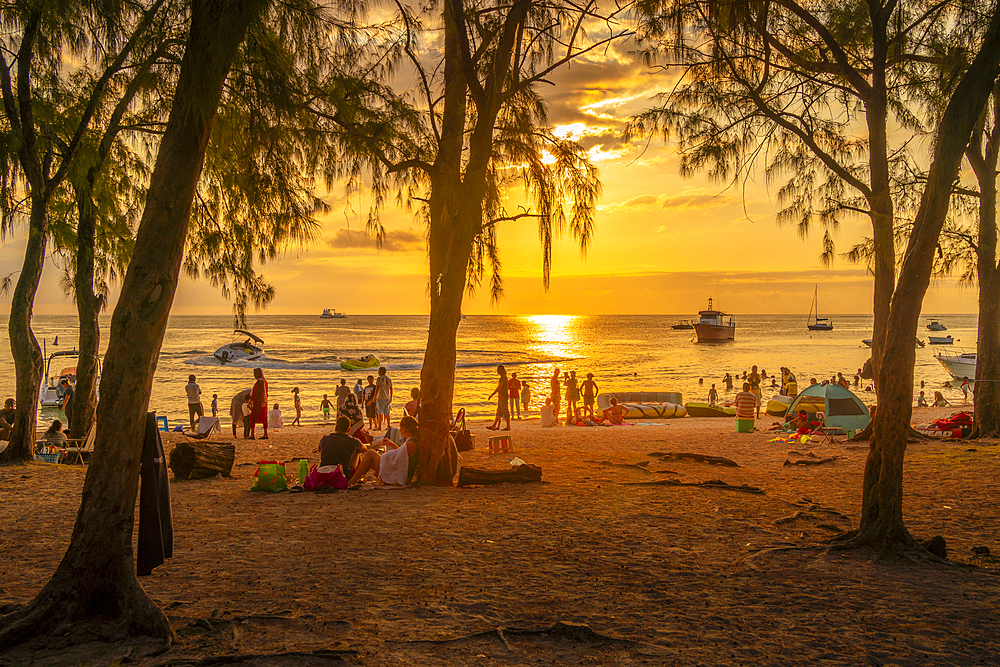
348;415;419;486
595;397;629;425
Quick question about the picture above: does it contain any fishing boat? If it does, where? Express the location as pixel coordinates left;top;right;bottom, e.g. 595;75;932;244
928;335;954;345
692;298;735;342
671;319;694;330
806;285;833;330
39;347;100;407
926;320;947;331
935;351;977;379
214;330;265;363
340;354;380;371
321;309;347;319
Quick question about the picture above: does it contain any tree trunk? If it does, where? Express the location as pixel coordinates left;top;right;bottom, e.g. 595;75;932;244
0;0;261;648
845;15;1000;550
70;179;102;440
3;196;48;462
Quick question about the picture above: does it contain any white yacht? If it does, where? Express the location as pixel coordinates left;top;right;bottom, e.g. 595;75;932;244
935;351;977;380
39;348;100;407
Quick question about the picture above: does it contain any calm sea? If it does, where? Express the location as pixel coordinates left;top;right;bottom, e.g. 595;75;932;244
0;313;978;427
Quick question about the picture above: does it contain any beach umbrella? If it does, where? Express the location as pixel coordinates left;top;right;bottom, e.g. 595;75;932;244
786;383;871;434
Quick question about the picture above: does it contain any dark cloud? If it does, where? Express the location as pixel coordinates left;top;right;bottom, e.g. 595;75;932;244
326;227;424;252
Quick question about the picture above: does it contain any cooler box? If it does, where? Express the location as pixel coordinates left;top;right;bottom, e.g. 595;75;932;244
736;418;754;433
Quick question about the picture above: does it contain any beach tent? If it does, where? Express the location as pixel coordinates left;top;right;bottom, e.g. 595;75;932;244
786;383;870;434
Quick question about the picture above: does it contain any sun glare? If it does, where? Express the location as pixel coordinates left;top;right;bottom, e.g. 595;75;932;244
523;314;582;359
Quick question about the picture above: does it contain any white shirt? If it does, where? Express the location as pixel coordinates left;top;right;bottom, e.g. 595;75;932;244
268;408;283;429
185;382;201;404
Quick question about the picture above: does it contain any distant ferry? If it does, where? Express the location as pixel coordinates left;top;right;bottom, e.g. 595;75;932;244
693;298;735;342
321;309;347;319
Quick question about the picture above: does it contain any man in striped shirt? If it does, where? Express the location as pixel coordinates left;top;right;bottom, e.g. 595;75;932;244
734;382;758;420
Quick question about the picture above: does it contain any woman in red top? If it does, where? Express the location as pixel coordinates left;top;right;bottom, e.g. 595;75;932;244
249;367;269;439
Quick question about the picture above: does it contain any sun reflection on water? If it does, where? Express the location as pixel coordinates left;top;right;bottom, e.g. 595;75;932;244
523;315;583;360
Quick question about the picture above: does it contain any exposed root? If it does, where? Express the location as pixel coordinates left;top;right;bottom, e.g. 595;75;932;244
149;648;356;666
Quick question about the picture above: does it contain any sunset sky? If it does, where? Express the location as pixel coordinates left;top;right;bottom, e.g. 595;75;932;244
0;34;981;318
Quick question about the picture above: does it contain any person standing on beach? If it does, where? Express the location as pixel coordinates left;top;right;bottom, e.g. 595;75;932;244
550;368;562;421
960;377;971;403
60;378;75;432
292;387;302;427
488;365;511;431
363;375;377;429
508;372;522;420
211;394;218;418
734;382;757;421
353;379;364;405
230;388;252;437
564;371;579;426
185;374;204;429
521;381;531;413
581;373;598;419
747;366;761;418
335;379;352;417
249;368;269;439
320;394;333;421
375;366;393;429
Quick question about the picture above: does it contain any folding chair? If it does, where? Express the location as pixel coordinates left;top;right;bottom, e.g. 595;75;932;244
184;416;221;440
63;424;97;465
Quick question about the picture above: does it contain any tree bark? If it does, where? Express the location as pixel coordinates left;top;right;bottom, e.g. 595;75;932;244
847;11;1000;549
4;196;48;462
70;179;102;440
0;0;262;648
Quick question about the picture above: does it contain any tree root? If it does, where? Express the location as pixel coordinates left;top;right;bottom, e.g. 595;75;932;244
624;478;764;494
647;452;739;467
392;620;664;652
149;648;357;666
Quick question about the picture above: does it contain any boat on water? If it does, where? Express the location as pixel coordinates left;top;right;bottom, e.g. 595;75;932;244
341;354;380;371
807;285;833;331
39;348;100;407
321;309;347;319
214;330;265;363
692;298;735;342
928;335;954;345
862;338;924;348
927;320;947;331
935;351;977;379
671;320;694;330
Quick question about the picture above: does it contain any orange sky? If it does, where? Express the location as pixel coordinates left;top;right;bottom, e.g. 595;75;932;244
0;39;983;317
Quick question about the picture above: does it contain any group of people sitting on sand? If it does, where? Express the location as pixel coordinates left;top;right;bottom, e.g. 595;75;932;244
314;415;421;488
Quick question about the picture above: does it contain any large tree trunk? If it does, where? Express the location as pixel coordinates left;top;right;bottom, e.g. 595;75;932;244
0;0;260;648
4;197;48;462
70;181;102;440
844;16;1000;550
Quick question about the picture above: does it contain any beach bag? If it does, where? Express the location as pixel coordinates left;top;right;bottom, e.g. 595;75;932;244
452;409;474;452
251;460;287;492
304;464;349;491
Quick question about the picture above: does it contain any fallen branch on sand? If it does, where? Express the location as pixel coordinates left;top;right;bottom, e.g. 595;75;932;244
586;460;652;474
150;648;357;666
391;620;663;652
647;452;739;467
624;478;764;494
783;456;841;466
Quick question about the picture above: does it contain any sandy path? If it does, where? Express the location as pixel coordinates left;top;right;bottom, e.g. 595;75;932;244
1;406;998;665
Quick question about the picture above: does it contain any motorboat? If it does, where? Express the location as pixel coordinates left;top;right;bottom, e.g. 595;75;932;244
341;354;380;371
692;298;735;342
806;285;833;331
671;320;694;330
862;338;925;348
39;347;100;407
935;351;977;379
321;309;347;319
928;336;954;345
214;330;265;363
927;320;947;331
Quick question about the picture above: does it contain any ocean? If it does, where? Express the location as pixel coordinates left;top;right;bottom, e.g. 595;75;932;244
0;313;978;429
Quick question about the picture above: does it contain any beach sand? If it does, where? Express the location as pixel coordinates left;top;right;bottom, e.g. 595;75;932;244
1;405;999;665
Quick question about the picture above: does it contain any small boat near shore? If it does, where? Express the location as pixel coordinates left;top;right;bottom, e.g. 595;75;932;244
214;330;265;363
927;320;947;331
693;298;735;342
935;351;977;379
341;354;380;371
39;348;100;407
862;338;925;348
928;336;954;345
671;320;694;330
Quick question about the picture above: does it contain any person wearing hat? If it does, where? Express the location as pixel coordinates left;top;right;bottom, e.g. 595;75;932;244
0;398;14;441
581;372;599;420
60;379;75;431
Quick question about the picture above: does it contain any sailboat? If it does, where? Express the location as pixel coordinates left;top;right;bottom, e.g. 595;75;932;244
807;285;833;331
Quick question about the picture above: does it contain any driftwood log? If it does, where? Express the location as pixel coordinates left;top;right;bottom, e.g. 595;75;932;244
169;441;235;480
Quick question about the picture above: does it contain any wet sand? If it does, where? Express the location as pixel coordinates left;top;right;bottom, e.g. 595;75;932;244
1;405;998;666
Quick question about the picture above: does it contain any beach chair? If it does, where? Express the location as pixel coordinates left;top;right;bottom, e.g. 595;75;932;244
184;416;221;440
63;424;97;465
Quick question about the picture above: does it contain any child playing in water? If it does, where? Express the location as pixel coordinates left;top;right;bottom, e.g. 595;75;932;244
320;394;333;421
292;387;302;426
708;384;719;405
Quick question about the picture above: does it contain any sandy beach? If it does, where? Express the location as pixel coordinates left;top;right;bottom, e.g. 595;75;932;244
1;406;999;666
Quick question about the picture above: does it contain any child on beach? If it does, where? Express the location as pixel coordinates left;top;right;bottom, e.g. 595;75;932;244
292;387;302;426
508;372;521;420
917;391;928;407
708;384;718;405
934;391;951;407
960;377;971;403
521;381;531;412
211;394;218;418
268;403;284;429
320;394;333;421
